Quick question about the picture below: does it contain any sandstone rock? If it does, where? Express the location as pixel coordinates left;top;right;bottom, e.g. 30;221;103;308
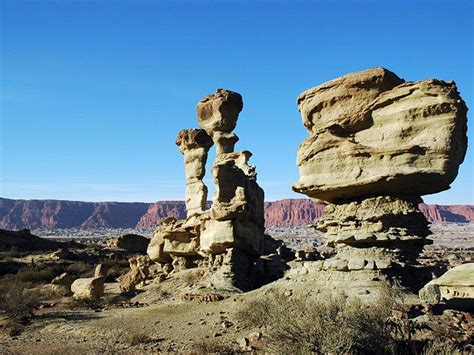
297;67;404;134
419;284;441;304
293;69;468;203
176;129;213;216
420;263;474;303
196;89;243;135
71;276;105;302
196;89;243;156
50;272;74;296
147;227;173;263
106;233;149;253
292;68;468;291
119;255;152;293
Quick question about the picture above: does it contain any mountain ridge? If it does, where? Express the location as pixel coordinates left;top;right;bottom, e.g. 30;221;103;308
0;197;473;229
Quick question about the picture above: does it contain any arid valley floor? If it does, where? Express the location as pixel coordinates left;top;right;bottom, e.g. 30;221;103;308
1;223;472;354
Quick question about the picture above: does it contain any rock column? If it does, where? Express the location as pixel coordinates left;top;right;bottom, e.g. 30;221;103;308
175;128;213;217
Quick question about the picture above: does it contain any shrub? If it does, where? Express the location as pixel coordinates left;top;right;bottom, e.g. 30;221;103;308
65;262;91;277
17;266;57;283
236;290;398;354
422;339;463;355
192;339;235;354
0;277;42;321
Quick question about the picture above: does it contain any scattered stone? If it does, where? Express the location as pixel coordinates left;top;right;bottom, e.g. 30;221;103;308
50;272;75;296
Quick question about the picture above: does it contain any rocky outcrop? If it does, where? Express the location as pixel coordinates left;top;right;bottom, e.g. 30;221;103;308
292;68;468;292
51;272;74;296
0;197;472;230
147;89;270;291
119;255;156;292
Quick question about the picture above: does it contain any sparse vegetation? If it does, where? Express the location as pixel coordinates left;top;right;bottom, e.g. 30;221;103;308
0;277;44;335
192;339;235;354
16;266;57;283
421;339;464;355
236;289;400;354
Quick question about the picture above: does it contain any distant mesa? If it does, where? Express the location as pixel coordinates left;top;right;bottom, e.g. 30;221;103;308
0;197;472;230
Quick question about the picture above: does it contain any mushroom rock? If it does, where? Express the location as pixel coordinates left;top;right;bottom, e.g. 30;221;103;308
196;89;243;156
293;68;468;291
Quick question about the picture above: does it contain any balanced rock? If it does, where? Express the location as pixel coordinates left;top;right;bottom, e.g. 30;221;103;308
197;89;243;156
292;68;468;291
146;88;267;291
293;68;468;203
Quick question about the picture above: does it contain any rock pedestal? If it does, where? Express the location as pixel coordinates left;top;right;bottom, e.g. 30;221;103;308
292;68;468;293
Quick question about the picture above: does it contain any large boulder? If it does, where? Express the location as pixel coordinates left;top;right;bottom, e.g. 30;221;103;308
70;264;107;302
419;263;474;307
293;68;468;203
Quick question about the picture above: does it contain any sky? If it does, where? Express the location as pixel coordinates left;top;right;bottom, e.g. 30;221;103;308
0;0;473;204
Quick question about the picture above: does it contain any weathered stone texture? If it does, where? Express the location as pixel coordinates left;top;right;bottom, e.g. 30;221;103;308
293;68;468;203
292;68;468;291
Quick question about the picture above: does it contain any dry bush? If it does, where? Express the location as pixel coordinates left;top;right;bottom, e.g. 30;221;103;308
65;261;91;277
422;339;465;355
192;339;235;354
0;277;43;335
236;289;399;354
17;266;57;283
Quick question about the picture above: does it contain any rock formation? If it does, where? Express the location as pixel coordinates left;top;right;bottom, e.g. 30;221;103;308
292;68;468;292
71;264;108;302
147;89;270;291
176;129;213;217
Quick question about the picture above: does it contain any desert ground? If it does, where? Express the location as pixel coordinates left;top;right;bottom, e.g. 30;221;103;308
0;224;472;354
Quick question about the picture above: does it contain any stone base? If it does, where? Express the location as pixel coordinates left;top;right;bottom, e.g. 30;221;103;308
286;260;432;296
316;195;431;270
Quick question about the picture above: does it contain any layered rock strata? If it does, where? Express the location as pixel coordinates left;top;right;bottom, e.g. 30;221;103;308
147;89;273;291
292;68;468;292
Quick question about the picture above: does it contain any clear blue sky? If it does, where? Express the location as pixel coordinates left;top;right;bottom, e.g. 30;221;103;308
1;0;473;204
